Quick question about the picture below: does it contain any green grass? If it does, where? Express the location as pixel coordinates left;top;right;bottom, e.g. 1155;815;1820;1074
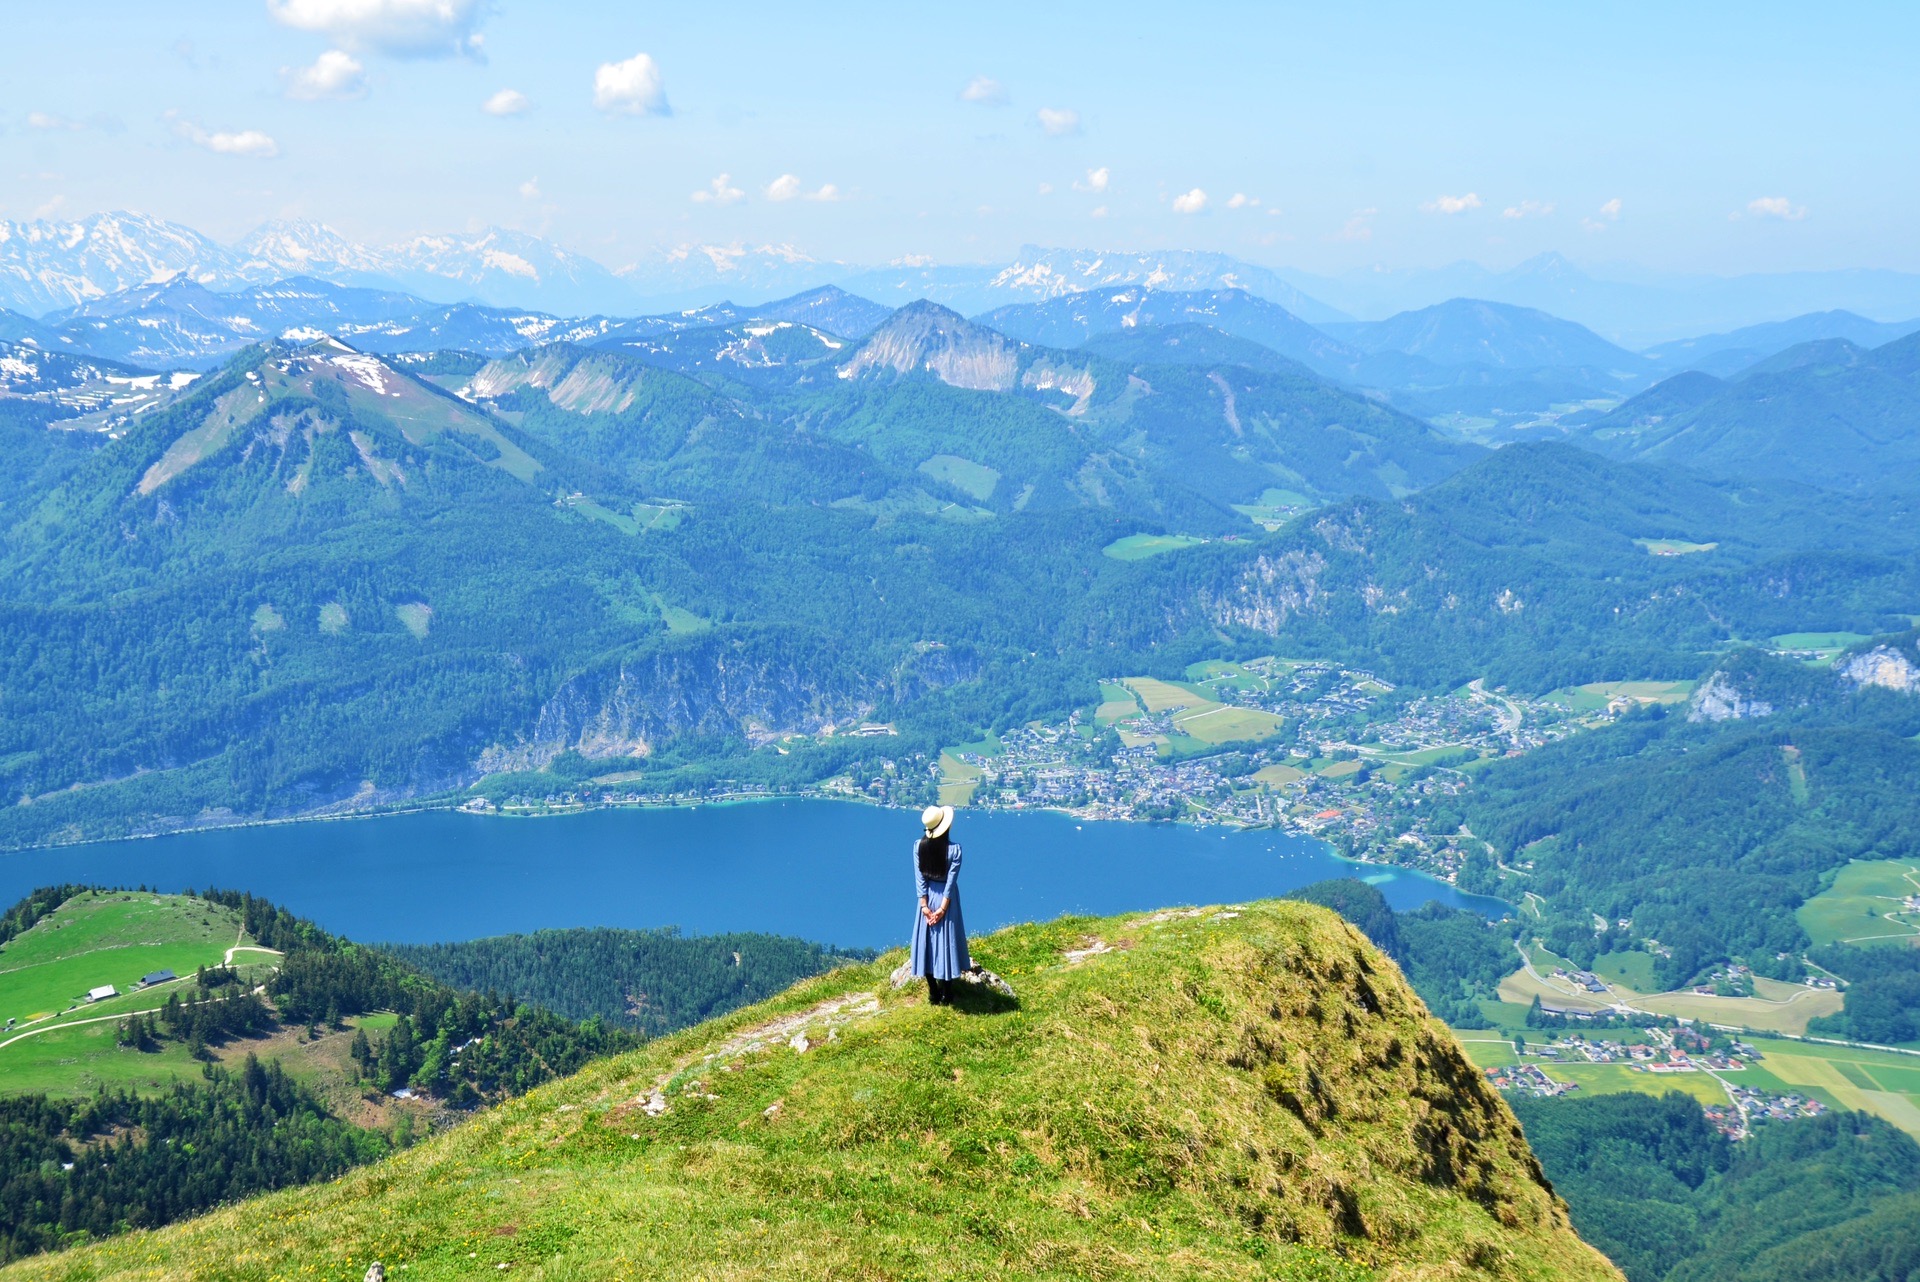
1797;859;1920;948
2;901;1616;1282
917;453;1001;502
1101;533;1207;561
1093;682;1140;727
658;604;710;635
565;495;640;534
633;501;689;532
1170;704;1287;746
1743;1035;1920;1138
1769;631;1871;652
1542;680;1694;714
1230;488;1316;530
1542;1063;1728;1106
936;751;984;807
1588;950;1659;992
0;892;243;1028
0;1017;212;1097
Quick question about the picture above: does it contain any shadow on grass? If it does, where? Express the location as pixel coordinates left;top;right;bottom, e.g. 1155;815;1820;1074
949;981;1020;1017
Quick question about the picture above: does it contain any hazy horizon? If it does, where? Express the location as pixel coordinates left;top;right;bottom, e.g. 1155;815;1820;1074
5;1;1917;279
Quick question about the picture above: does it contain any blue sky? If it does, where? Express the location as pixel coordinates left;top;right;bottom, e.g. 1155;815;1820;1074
4;0;1916;274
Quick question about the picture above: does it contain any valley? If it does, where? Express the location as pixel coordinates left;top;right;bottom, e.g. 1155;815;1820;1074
3;215;1920;1282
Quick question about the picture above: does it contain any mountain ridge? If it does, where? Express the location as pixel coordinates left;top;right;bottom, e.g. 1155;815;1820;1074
0;899;1621;1281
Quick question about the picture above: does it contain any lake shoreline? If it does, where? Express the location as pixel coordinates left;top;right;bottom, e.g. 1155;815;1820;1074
0;798;1506;949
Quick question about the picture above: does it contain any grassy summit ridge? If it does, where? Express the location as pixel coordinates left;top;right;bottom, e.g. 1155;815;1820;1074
6;901;1616;1281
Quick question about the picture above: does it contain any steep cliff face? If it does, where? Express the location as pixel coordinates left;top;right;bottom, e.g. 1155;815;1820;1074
15;901;1621;1281
475;633;978;770
1840;642;1920;694
838;300;1025;391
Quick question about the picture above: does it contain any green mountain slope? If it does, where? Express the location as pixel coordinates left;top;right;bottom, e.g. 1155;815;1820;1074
1580;331;1920;489
1514;1092;1920;1282
0;900;1619;1282
1127;442;1920;690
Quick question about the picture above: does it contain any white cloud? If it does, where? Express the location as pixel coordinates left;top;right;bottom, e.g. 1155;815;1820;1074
1336;207;1377;242
765;174;839;202
593;52;670;116
482;88;529;116
1581;197;1623;233
960;76;1007;106
171;116;280;158
518;178;540;199
1226;192;1260;209
283;49;366;100
1746;195;1807;221
691;173;745;204
267;0;485;58
1501;199;1555;219
1172;188;1208;214
1090;205;1108;219
1036;107;1080;137
1420;192;1482;215
1073;167;1109;193
1037;182;1053;195
27;111;83;131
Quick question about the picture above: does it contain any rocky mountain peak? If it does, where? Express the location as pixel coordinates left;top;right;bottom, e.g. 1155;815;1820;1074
838;300;1024;391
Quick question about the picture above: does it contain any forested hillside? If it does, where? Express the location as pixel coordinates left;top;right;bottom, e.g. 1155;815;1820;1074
0;888;860;1262
384;927;870;1035
1513;1092;1920;1282
4;310;1917;853
1582;330;1920;489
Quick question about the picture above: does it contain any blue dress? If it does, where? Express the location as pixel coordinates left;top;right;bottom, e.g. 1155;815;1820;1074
910;840;971;980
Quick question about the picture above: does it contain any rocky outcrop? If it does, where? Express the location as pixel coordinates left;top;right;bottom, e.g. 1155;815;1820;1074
1200;550;1329;633
1688;671;1774;722
838;301;1022;392
1840;644;1920;694
475;632;976;772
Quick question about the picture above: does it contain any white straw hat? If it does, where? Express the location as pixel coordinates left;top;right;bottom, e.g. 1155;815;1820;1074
921;804;953;838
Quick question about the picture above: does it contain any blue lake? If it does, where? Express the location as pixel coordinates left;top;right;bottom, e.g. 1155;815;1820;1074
0;801;1505;948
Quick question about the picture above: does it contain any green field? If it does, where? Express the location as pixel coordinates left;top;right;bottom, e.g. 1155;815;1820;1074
1100;533;1207;561
1633;538;1718;556
1093;681;1140;726
1746;1036;1920;1138
936;751;984;807
1171;704;1286;746
632;501;689;532
1230;488;1315;530
917;453;1001;502
1798;859;1920;947
1769;630;1870;652
1545;679;1695;713
0;1015;216;1097
0;892;243;1027
1105;677;1286;752
0;892;288;1098
1121;677;1212;713
1589;949;1659;991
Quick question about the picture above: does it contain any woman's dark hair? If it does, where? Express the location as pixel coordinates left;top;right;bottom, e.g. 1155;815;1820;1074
917;832;951;881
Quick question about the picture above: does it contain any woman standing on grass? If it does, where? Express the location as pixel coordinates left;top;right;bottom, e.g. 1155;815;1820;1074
911;805;970;1004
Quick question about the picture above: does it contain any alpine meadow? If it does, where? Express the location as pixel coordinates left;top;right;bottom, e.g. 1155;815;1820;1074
3;4;1920;1279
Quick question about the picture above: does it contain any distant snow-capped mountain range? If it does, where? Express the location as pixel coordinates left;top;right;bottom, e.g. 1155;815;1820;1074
5;210;1920;355
0;211;1363;324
